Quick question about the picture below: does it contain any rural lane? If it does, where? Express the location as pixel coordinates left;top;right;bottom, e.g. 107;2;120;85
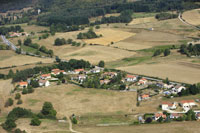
178;13;200;30
1;35;17;51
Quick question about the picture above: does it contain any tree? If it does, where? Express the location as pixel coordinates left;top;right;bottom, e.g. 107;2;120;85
18;40;22;45
30;117;41;126
15;93;21;100
48;50;54;57
145;117;152;123
163;77;169;84
98;60;105;67
30;80;39;88
157;117;163;123
153;49;162;56
8;69;14;78
55;56;61;63
5;98;13;107
41;102;57;119
71;117;78;124
17;99;23;105
164;49;171;56
14;128;26;133
24;38;32;46
119;84;126;90
2;118;16;131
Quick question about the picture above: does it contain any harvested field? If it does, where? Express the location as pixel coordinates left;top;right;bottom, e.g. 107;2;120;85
64;45;136;63
118;61;200;84
114;30;185;50
75;121;200;133
16;84;137;116
16;118;70;133
84;28;135;45
182;9;200;26
0;51;53;68
129;17;157;25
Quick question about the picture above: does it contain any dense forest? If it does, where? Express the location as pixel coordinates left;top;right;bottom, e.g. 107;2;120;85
0;0;34;12
36;0;200;27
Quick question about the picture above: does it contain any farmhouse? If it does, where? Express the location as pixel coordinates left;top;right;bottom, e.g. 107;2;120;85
138;78;148;85
125;74;137;82
51;69;66;75
78;74;87;82
103;72;117;78
91;66;104;73
9;32;21;37
18;81;28;88
161;102;177;110
100;79;111;85
154;113;167;121
74;69;85;74
39;79;50;87
180;100;197;111
141;94;150;100
170;113;183;119
172;85;186;94
40;74;51;80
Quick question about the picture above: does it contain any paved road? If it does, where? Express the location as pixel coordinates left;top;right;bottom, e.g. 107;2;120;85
1;35;17;51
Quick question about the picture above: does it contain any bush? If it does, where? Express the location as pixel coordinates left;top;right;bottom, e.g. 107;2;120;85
41;102;57;119
145;117;152;123
2;118;16;131
17;99;23;105
98;60;105;67
153;49;162;57
164;49;170;56
22;88;28;94
15;93;21;100
5;98;14;107
71;117;78;124
30;117;41;126
14;128;26;133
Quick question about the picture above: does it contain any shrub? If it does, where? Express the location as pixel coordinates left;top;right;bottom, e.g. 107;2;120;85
71;117;78;124
22;88;28;94
15;93;21;100
145;117;152;123
30;117;41;126
14;128;26;133
5;98;13;107
2;118;16;131
17;99;23;105
164;49;171;56
41;102;57;119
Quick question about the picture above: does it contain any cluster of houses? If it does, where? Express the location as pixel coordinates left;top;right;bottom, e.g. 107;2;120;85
163;84;186;96
161;100;198;112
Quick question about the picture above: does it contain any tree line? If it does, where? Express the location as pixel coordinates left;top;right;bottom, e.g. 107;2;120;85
179;43;200;56
0;25;24;35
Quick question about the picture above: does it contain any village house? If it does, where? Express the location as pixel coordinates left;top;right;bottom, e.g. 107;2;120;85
170;113;183;119
125;74;137;82
161;102;177;110
138;78;148;85
40;74;51;80
51;69;66;76
141;94;150;100
180;100;197;111
196;113;200;120
39;79;50;87
9;32;21;37
73;69;85;74
100;79;110;85
103;72;117;78
78;74;87;83
154;113;167;121
18;81;28;88
91;66;104;73
172;85;186;94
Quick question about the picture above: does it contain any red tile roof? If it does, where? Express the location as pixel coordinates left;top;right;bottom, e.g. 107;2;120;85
19;81;28;86
162;102;173;106
155;113;166;118
41;74;51;77
75;69;84;72
180;100;195;104
126;75;136;78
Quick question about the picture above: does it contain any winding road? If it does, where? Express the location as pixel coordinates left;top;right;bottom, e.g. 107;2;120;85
178;13;200;30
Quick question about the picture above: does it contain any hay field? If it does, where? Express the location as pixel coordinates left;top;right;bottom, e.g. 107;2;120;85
84;28;135;45
129;17;157;25
182;9;200;26
75;121;200;133
64;45;136;63
118;61;200;84
17;84;137;116
114;30;185;50
0;51;53;68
